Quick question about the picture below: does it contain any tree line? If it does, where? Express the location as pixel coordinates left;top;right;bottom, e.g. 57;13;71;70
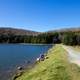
0;31;80;45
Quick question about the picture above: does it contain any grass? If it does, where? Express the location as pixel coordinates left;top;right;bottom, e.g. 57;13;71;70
15;44;80;80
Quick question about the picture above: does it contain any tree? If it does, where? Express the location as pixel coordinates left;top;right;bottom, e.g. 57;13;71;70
62;32;77;45
76;34;80;45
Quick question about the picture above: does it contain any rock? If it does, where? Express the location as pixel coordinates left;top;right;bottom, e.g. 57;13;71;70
27;61;31;64
17;66;23;70
36;57;40;62
45;56;49;59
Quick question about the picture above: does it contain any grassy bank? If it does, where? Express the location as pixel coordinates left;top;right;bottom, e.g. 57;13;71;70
15;44;80;80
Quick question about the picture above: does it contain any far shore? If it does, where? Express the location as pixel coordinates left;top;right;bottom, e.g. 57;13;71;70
19;43;54;45
0;43;54;45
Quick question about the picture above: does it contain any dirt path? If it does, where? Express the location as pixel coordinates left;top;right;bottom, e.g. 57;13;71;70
62;45;80;66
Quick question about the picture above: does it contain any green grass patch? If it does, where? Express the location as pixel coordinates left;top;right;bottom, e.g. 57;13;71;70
15;44;80;80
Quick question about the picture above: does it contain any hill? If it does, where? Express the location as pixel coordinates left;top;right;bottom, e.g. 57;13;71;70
0;27;80;36
0;27;80;44
47;27;80;33
0;28;40;36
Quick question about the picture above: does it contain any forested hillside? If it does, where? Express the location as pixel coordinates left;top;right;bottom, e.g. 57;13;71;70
0;27;80;45
0;28;39;43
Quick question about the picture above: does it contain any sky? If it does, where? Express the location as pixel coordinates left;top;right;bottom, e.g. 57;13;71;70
0;0;80;32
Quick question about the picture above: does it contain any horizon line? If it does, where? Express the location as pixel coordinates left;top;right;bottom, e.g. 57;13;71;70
0;26;80;32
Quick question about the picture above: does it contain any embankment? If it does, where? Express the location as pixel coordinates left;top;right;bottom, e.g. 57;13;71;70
15;44;80;80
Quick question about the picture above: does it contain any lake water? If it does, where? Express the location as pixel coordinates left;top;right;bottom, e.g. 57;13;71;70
0;44;52;80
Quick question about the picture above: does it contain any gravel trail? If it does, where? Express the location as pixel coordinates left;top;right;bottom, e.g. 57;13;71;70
62;45;80;66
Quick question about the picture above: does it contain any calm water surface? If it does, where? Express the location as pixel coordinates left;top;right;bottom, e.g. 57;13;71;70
0;44;52;80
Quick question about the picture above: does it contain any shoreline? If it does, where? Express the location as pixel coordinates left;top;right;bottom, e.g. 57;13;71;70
15;44;80;80
12;62;37;80
0;43;52;80
19;43;54;45
12;45;53;80
0;43;54;46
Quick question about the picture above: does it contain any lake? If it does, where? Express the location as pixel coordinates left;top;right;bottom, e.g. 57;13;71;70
0;44;52;80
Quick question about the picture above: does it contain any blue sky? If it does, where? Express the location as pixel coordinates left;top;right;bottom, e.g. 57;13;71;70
0;0;80;32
